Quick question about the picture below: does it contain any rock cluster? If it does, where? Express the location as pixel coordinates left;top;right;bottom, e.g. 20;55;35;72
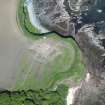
32;0;105;104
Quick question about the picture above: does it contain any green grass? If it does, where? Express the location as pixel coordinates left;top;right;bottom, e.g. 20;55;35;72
0;84;68;105
49;38;85;87
24;5;40;34
16;0;85;91
13;35;85;90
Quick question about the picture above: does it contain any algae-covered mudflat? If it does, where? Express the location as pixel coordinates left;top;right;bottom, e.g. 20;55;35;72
15;0;85;91
14;35;85;90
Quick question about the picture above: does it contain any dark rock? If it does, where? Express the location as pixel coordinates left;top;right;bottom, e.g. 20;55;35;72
74;24;105;105
33;0;72;36
33;0;102;36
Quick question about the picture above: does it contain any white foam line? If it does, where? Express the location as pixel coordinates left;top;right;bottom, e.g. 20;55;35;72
66;86;80;105
66;73;91;105
85;73;91;82
24;0;49;33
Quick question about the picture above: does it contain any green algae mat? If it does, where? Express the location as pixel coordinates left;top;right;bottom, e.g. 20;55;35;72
0;85;68;105
15;0;85;91
14;35;84;90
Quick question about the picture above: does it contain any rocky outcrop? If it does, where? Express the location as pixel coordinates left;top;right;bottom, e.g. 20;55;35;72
32;0;105;104
32;0;100;36
33;0;74;36
73;24;105;105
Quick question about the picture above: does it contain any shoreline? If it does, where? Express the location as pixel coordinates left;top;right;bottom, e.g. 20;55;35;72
24;0;49;33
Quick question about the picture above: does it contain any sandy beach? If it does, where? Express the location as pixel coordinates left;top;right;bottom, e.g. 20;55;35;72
0;0;29;89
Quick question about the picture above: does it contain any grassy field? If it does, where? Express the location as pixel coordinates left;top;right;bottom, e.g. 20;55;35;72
13;35;85;90
0;85;68;105
15;0;85;91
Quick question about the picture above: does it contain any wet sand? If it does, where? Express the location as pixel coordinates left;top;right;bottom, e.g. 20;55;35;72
0;0;29;89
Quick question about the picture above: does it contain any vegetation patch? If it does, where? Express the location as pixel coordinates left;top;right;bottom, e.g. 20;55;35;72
15;0;86;104
13;36;85;90
0;84;68;105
